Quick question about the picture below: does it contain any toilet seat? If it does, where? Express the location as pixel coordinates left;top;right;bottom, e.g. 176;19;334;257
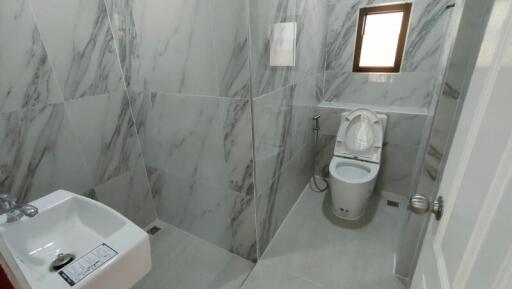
334;109;385;163
329;157;379;184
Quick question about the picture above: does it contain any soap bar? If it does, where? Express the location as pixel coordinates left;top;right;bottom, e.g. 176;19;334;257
59;244;118;286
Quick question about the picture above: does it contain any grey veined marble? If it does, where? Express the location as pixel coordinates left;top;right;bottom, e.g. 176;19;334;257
129;91;257;259
106;0;217;95
401;0;452;73
30;0;124;100
249;0;327;96
0;0;63;113
323;72;436;109
106;0;251;98
65;91;143;186
0;104;93;203
94;160;157;228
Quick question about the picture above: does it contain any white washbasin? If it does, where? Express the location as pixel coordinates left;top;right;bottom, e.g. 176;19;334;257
0;190;151;289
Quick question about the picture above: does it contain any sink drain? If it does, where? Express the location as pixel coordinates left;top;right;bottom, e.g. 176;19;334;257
49;253;75;272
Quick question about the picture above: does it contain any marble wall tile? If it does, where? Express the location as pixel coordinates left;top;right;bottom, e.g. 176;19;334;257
376;143;420;196
295;0;328;80
324;0;362;72
0;0;63;113
248;0;296;96
65;91;142;185
0;104;93;203
30;0;124;100
0;0;155;233
146;166;257;260
442;0;493;102
249;0;327;96
249;0;327;254
323;71;435;108
313;134;335;175
106;0;219;96
401;0;453;73
256;141;315;254
210;0;251;98
128;90;256;258
129;91;253;195
253;77;319;195
94;160;157;228
385;113;427;147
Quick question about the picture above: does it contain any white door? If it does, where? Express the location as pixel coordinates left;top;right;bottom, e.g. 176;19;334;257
411;0;512;288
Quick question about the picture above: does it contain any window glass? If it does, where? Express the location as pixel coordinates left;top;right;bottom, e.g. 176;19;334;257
353;3;411;73
359;12;404;67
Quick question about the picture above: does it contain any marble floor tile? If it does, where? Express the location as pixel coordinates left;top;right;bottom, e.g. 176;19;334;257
257;186;406;289
241;261;325;289
134;221;254;289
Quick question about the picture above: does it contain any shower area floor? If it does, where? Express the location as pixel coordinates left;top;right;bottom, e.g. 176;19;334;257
134;220;254;289
134;185;407;289
241;186;407;289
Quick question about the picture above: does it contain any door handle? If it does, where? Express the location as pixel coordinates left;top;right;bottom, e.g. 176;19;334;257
409;195;444;220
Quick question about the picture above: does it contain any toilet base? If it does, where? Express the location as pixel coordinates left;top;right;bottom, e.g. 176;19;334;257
331;202;367;221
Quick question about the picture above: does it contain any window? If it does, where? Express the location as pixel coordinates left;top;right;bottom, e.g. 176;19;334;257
353;3;412;73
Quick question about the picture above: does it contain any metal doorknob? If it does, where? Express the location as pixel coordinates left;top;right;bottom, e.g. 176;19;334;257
409;195;444;220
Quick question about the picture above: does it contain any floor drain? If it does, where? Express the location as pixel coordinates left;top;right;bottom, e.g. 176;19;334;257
49;253;75;272
387;200;400;208
147;226;161;235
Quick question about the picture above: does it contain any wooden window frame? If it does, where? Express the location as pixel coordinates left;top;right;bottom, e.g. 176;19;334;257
353;3;412;73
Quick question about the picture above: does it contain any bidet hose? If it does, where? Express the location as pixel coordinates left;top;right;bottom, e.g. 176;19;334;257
310;115;329;192
310;165;329;192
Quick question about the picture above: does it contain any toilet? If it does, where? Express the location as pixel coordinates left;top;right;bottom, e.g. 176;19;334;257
329;109;387;220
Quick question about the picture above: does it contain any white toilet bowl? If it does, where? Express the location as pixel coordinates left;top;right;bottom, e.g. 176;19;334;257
328;109;387;221
329;157;379;220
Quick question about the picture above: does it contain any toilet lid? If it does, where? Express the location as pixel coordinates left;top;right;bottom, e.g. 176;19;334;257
334;109;384;163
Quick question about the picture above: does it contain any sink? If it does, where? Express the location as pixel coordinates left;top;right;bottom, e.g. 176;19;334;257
0;190;151;289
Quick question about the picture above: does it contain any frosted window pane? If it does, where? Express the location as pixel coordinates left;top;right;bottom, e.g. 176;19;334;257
359;12;404;67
